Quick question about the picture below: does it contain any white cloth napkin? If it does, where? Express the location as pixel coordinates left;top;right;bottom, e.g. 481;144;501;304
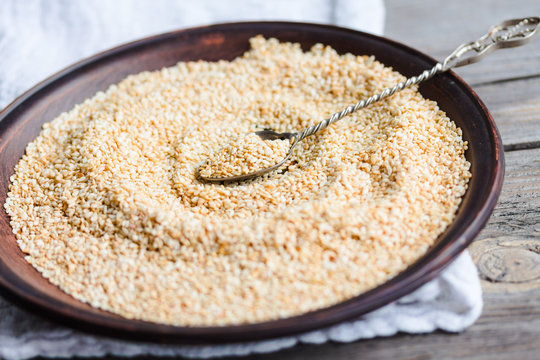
0;1;483;359
0;0;385;109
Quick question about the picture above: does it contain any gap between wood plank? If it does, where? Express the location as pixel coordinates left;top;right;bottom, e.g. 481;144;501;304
504;141;540;152
470;73;540;88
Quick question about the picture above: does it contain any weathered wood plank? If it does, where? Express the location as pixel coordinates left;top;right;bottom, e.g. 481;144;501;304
473;76;540;146
384;0;540;85
237;326;540;360
471;147;540;294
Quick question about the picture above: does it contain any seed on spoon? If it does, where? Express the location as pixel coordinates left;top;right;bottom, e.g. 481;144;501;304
198;132;292;180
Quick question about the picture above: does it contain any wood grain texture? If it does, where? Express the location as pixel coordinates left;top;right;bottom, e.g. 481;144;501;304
471;147;540;294
473;76;540;146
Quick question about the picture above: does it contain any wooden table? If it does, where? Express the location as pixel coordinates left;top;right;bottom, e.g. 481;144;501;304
229;1;540;359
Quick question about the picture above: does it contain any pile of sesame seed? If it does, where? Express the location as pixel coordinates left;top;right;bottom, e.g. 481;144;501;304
5;36;471;326
198;133;291;179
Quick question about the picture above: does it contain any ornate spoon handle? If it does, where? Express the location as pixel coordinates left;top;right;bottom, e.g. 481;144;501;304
294;17;540;142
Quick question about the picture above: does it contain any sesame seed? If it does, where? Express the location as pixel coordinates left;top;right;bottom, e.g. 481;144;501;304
4;36;471;326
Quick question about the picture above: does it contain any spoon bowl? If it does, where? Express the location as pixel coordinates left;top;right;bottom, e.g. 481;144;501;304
197;130;300;183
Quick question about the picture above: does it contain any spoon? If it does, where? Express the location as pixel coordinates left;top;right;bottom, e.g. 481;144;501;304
198;17;539;183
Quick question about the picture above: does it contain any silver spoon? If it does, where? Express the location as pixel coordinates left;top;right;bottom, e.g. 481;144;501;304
198;17;539;183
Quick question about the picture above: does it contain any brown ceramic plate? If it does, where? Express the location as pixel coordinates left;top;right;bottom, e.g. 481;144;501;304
0;22;503;343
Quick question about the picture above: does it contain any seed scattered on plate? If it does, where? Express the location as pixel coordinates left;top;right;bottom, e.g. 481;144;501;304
4;36;471;326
